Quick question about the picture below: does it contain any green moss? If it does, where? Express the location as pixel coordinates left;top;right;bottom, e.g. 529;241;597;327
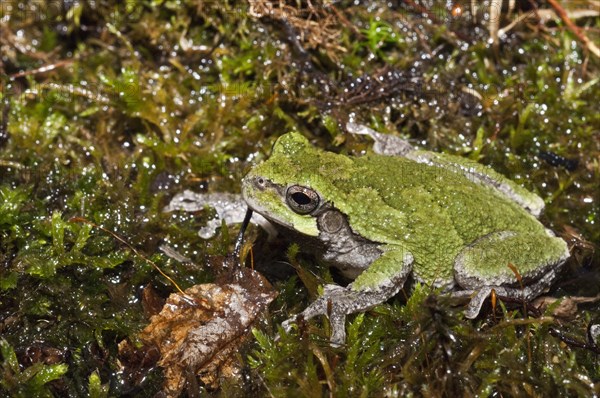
1;0;598;396
1;339;68;397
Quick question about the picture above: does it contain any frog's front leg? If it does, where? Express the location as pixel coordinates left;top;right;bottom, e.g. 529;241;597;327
452;231;570;318
283;249;413;346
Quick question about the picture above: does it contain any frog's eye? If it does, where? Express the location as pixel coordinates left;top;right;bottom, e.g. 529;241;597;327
286;185;320;214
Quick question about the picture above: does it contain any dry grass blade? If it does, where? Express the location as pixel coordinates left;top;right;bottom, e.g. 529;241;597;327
248;0;345;58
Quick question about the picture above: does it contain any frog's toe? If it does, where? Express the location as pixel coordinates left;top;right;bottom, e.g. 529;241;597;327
280;284;375;345
281;317;296;334
329;313;347;347
463;287;493;319
462;286;520;318
280;313;347;346
278;284;345;335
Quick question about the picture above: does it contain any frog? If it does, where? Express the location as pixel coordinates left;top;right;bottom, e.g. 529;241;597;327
241;130;570;345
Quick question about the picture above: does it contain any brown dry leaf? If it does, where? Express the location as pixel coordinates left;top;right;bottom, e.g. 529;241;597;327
141;283;166;318
533;294;600;319
117;338;160;390
140;268;276;397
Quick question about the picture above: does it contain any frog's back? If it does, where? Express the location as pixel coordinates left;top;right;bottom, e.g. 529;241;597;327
345;153;546;243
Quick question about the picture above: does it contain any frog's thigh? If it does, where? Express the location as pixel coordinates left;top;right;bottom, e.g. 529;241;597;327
454;231;569;318
454;231;568;288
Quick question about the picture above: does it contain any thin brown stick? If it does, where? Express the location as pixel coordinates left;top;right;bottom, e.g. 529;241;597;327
69;217;188;297
546;0;600;57
9;60;74;78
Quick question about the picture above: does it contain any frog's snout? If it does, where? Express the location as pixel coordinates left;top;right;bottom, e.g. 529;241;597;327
241;175;271;209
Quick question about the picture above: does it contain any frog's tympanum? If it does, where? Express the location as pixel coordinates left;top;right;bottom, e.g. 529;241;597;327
242;132;570;345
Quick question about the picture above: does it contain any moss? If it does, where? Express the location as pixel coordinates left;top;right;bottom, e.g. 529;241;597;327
1;0;598;396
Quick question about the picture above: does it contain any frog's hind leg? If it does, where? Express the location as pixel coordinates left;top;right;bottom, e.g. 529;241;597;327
456;269;560;319
282;249;414;346
452;231;570;319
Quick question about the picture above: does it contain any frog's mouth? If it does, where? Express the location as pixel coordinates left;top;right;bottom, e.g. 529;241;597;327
242;175;319;237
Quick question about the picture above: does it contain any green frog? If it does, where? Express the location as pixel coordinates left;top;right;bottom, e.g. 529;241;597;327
241;131;569;345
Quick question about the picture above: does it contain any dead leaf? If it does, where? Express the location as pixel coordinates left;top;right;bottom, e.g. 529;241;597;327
140;268;276;396
117;338;161;390
561;225;596;263
533;294;600;319
142;284;166;318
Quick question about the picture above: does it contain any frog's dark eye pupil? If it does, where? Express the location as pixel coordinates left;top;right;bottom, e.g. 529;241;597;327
286;185;319;214
291;192;311;205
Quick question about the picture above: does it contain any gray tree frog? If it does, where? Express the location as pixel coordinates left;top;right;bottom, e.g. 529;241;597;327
241;130;570;345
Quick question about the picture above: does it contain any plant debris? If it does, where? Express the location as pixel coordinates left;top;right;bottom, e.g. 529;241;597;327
1;0;598;395
140;268;277;396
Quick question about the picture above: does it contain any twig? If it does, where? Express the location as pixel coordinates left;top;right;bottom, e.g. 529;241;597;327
489;0;502;46
498;8;600;37
69;217;188;297
9;60;74;79
0;98;9;146
546;0;600;57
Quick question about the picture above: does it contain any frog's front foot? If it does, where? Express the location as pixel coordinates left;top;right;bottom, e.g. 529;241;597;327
281;284;353;346
282;284;389;346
